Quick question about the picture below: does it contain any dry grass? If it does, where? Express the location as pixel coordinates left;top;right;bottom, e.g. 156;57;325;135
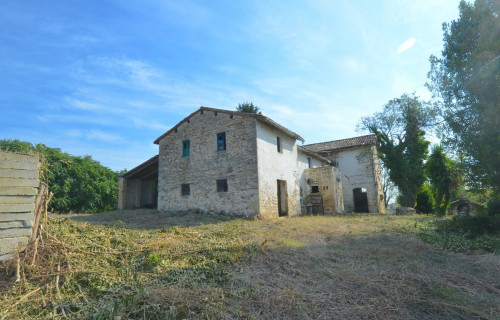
1;210;499;319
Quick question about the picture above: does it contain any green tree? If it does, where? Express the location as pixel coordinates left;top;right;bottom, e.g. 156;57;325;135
0;139;120;213
359;93;435;207
236;101;261;114
427;0;500;194
426;145;462;215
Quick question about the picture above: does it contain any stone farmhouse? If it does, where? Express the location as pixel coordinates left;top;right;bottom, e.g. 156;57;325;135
119;107;385;218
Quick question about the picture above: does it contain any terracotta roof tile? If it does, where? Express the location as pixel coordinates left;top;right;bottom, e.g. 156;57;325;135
303;134;377;153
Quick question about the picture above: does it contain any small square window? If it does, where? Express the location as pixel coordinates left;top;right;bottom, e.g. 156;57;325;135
182;140;190;157
181;184;190;196
277;136;282;153
311;186;319;193
216;179;228;192
217;132;226;151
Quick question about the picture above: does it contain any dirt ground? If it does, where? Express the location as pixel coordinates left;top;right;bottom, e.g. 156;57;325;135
67;208;236;229
65;209;500;319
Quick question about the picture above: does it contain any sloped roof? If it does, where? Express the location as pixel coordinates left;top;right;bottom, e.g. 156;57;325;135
303;134;377;153
121;155;158;179
153;106;304;144
297;145;330;163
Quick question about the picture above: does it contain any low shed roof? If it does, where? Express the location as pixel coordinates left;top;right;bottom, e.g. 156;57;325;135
121;155;158;180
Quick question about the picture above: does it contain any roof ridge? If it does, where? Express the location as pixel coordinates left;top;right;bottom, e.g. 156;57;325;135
304;134;376;147
303;134;377;153
154;106;304;144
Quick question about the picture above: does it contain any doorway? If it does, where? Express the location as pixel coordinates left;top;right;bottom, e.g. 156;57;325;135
353;188;369;213
277;180;288;216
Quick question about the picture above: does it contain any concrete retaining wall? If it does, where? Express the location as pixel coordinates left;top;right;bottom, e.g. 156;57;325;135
0;151;40;262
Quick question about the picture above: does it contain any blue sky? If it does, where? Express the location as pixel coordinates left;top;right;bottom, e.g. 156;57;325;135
0;0;461;171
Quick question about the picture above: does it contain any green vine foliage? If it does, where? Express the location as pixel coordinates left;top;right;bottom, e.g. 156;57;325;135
0;139;123;213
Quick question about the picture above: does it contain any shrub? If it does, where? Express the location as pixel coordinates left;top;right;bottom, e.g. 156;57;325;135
436;215;500;237
487;196;500;216
0;139;121;213
415;186;434;214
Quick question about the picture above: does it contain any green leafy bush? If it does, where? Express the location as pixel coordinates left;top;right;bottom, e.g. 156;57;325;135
415;185;434;214
0;139;121;213
487;196;500;216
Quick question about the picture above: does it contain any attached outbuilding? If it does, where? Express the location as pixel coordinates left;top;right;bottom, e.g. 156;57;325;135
118;155;158;210
304;135;385;213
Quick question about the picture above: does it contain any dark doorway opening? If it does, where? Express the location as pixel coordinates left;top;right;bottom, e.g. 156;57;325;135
353;188;369;213
277;180;288;217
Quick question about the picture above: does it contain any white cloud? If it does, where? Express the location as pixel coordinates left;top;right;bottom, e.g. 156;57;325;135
132;118;168;131
396;38;416;53
67;98;104;111
86;129;122;142
339;57;367;74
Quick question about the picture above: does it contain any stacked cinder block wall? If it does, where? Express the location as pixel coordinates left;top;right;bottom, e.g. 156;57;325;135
157;109;260;217
0;151;40;261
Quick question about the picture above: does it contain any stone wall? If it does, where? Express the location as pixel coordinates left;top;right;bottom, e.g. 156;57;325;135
157;110;260;217
297;149;325;205
304;166;344;214
256;121;300;218
324;146;384;213
0;151;40;261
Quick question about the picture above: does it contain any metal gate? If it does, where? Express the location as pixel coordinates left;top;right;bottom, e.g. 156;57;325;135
310;194;324;214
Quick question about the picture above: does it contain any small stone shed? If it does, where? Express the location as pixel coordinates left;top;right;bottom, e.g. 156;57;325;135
0;151;40;261
448;198;483;216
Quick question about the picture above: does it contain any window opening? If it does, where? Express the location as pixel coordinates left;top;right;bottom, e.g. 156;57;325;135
311;186;319;193
217;132;226;151
181;184;190;196
277;136;282;153
217;179;228;192
308;157;311;168
182;140;190;157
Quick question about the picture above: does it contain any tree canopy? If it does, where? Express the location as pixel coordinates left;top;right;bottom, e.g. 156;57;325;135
427;0;500;193
359;93;435;207
236;102;261;114
0;139;122;213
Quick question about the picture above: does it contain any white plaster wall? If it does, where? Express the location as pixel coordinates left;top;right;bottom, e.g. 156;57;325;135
328;147;382;213
256;121;301;218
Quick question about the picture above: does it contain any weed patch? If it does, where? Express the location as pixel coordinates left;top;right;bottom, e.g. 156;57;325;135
409;215;500;254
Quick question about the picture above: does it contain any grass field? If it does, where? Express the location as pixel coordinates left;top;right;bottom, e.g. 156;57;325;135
1;210;499;319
